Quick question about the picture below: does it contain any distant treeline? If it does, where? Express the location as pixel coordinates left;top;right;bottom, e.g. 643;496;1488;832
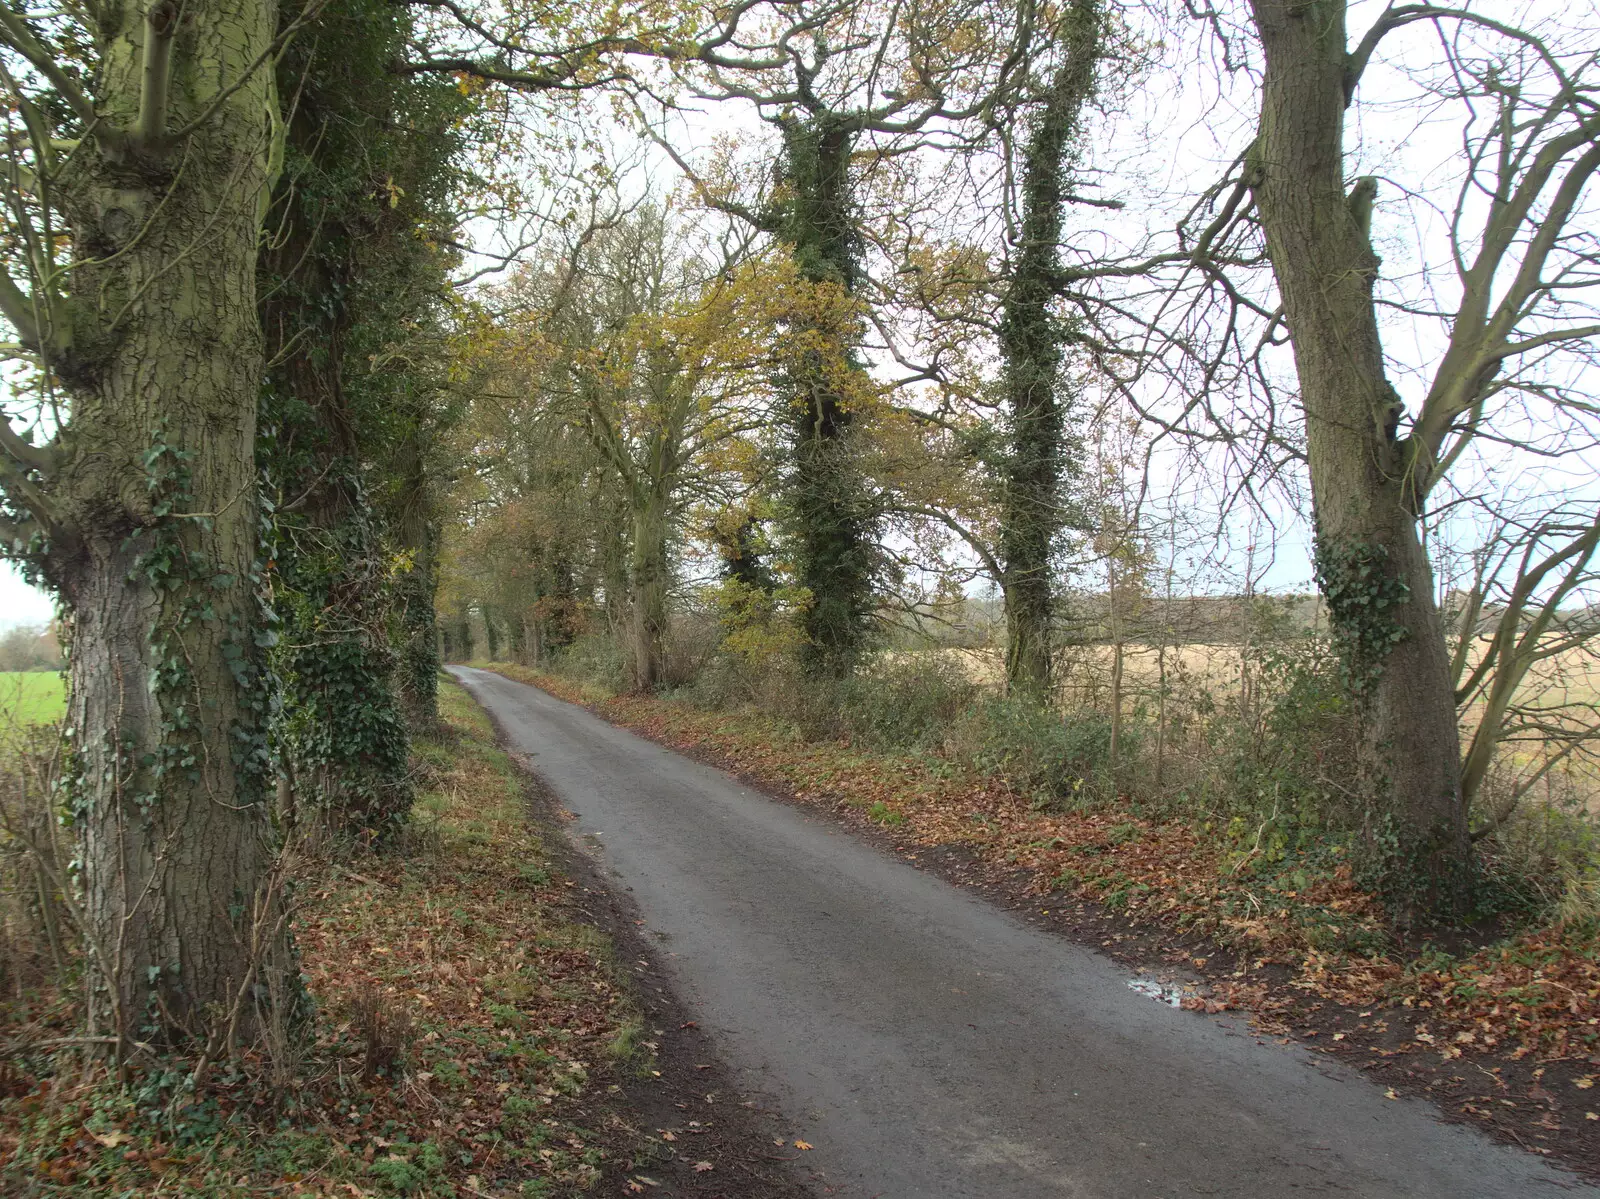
0;624;63;672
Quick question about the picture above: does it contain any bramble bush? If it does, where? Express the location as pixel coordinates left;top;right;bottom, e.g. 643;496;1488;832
0;729;69;1002
837;654;979;752
947;695;1119;809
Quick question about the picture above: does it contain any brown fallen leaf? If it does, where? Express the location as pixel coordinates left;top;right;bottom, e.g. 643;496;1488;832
794;1140;814;1150
693;1161;714;1172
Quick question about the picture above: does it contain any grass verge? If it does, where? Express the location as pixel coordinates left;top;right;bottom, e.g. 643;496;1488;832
0;677;661;1197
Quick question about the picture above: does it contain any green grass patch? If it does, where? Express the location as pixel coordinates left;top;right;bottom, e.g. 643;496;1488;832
0;671;64;728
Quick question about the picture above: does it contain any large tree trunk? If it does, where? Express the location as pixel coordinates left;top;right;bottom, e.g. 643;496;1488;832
258;0;437;835
628;486;670;691
1248;0;1471;908
777;116;879;674
391;430;442;724
46;0;286;1045
271;496;409;843
997;0;1100;698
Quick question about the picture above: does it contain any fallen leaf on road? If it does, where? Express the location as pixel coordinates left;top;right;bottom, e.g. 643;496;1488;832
1384;1089;1399;1100
794;1140;813;1150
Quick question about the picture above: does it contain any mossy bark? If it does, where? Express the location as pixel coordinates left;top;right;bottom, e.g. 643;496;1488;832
43;0;288;1044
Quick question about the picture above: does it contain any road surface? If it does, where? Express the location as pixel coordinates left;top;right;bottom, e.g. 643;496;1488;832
449;665;1595;1198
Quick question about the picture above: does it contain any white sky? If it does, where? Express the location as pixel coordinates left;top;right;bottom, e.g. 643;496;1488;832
5;0;1592;622
0;562;54;628
454;0;1597;606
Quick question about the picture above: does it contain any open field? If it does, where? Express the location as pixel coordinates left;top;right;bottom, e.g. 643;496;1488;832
0;672;63;729
908;638;1600;806
917;639;1600;709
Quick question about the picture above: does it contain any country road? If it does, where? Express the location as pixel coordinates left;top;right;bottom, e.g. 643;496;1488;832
448;665;1595;1199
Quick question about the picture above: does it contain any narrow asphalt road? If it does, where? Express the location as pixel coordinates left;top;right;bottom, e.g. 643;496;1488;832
449;666;1595;1199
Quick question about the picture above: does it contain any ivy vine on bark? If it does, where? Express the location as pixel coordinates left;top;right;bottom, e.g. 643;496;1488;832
1311;531;1411;696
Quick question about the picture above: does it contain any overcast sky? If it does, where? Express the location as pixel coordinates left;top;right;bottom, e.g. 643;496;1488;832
0;563;53;628
3;0;1590;626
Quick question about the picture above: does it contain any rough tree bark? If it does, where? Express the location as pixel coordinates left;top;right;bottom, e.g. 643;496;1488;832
628;482;670;691
0;0;291;1044
998;0;1101;697
1247;0;1471;906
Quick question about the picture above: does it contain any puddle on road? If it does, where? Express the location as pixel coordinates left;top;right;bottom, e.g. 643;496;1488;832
1128;977;1191;1007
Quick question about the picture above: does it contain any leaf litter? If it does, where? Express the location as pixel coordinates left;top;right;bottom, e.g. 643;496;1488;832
0;678;806;1197
484;663;1600;1178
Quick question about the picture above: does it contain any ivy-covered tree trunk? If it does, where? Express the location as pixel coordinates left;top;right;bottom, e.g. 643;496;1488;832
265;482;409;841
392;431;442;724
777;116;879;674
42;0;287;1045
527;548;577;665
262;249;410;841
997;0;1100;697
505;607;527;661
261;0;462;754
1248;0;1471;907
628;483;671;691
264;0;464;749
713;511;776;593
439;609;470;663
